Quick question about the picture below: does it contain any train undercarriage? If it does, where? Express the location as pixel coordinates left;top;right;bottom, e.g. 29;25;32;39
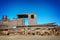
0;28;60;36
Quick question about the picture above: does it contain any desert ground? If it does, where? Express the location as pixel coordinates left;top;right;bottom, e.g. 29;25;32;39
0;35;60;40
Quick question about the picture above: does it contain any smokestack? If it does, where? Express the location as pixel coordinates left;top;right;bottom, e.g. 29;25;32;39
2;15;7;21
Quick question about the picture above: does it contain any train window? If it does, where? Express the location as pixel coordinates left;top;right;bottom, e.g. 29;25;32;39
31;15;34;19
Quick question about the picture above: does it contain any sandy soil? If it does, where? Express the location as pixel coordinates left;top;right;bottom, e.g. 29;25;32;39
0;35;60;40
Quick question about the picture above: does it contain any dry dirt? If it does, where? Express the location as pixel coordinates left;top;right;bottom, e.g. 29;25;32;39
0;35;60;40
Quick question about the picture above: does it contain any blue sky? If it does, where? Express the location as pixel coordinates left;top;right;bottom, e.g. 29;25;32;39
0;0;60;25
